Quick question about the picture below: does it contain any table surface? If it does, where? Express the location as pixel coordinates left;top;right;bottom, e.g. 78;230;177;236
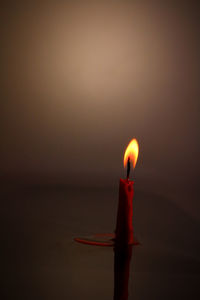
1;185;200;300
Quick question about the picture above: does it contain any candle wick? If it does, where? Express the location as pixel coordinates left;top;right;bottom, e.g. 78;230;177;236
127;157;130;180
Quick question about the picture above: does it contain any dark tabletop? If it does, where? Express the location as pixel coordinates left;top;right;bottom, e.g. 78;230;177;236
1;184;200;300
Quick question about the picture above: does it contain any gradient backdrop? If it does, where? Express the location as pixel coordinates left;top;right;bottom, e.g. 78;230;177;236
1;1;200;215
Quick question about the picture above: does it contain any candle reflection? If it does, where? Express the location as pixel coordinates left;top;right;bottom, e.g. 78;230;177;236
114;245;133;300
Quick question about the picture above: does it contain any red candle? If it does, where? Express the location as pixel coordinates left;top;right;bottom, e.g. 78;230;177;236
74;139;139;247
115;139;139;245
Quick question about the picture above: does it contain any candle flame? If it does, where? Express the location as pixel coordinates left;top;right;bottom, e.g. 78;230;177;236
123;139;139;169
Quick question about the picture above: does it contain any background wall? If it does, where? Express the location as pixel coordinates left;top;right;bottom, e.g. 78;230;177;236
1;1;199;218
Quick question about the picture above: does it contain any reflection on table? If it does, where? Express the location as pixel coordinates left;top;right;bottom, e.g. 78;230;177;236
114;245;133;300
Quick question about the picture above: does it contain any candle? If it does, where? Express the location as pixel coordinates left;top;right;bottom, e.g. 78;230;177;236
115;139;139;245
74;138;139;247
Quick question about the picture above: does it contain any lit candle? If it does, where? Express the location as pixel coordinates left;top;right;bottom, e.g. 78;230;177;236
115;139;139;245
74;139;139;247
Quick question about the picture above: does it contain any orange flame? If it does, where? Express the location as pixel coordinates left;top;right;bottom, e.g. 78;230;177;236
123;139;139;169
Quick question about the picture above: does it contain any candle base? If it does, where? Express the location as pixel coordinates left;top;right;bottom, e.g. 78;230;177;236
74;233;139;247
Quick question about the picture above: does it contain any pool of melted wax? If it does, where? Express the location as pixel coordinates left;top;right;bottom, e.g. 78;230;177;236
1;186;200;300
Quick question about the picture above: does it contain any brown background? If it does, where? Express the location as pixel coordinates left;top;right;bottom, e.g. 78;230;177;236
1;1;200;217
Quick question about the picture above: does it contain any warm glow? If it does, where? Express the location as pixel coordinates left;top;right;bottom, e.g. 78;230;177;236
123;139;139;168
